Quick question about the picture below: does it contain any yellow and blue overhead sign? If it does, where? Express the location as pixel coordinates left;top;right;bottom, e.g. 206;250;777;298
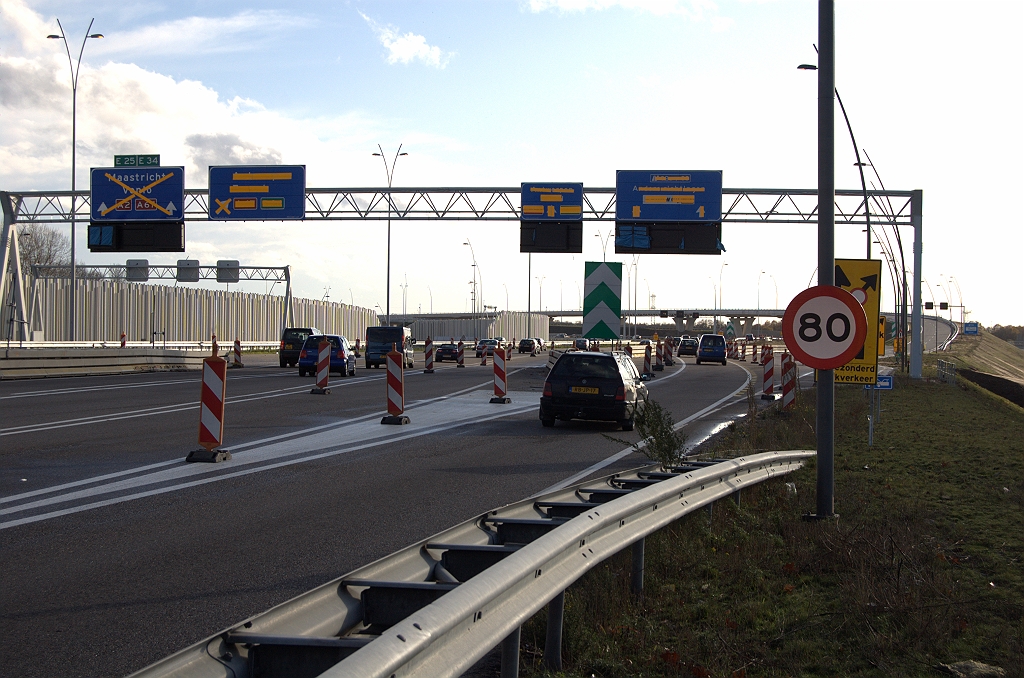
520;183;584;221
90;167;184;222
615;170;722;222
208;165;306;220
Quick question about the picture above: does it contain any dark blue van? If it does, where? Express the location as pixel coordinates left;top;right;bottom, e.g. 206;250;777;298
696;334;727;365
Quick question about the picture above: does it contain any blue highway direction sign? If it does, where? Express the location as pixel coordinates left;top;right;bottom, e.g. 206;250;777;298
209;165;306;220
615;170;722;222
964;322;979;335
90;167;184;222
521;182;583;221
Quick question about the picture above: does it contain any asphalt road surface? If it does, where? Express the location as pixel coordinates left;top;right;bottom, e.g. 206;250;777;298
1;351;761;677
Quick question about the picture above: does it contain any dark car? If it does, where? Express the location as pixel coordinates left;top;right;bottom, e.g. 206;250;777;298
279;327;320;367
475;339;499;357
518;338;537;353
435;343;459;362
572;338;589;351
297;335;356;377
539;351;648;430
696;334;727;365
677;338;698;357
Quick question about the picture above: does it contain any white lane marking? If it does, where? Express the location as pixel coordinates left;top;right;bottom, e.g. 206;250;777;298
1;377;379;437
0;372;290;400
0;459;181;505
1;390;540;529
534;368;751;496
1;376;498;505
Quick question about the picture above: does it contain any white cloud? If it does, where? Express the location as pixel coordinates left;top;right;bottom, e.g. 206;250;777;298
360;13;455;68
89;10;311;57
526;0;732;27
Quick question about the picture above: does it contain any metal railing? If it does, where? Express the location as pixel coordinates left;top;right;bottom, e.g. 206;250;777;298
937;359;957;384
132;450;812;678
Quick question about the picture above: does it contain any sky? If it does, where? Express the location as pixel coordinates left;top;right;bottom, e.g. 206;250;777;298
1;0;1021;325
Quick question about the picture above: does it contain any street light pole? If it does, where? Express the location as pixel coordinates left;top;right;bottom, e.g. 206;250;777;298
463;239;482;314
372;144;407;325
594;228;612;262
800;48;871;259
48;19;103;341
719;262;728;333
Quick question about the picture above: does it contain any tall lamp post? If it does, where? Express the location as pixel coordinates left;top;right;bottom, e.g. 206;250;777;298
594;228;613;262
708;277;717;334
948;276;964;325
799;55;872;259
372;144;407;325
719;262;728;334
48;19;103;341
463;239;482;314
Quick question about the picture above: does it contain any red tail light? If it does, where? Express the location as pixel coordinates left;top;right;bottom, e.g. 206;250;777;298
300;350;307;359
543;381;552;397
280;340;284;349
615;385;626;401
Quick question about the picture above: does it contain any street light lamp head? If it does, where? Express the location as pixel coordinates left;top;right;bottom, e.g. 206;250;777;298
372;153;381;156
797;63;817;70
88;34;103;38
399;152;408;156
47;34;61;39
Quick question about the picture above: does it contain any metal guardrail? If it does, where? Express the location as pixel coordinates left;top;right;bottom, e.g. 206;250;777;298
937;359;957;385
131;450;812;678
938;317;959;351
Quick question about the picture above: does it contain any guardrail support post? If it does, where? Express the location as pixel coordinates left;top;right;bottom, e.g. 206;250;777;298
731;488;741;507
544;591;564;671
500;626;521;678
631;537;645;599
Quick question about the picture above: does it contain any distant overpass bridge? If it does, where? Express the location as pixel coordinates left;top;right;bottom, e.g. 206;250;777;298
392;309;785;337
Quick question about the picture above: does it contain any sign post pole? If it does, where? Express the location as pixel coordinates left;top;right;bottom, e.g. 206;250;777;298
816;0;836;520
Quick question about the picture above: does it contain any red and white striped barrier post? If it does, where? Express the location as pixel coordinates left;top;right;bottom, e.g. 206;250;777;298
311;339;331;395
423;336;434;374
457;340;465;368
506;341;513;361
781;352;796;409
664;340;674;366
232;338;244;368
625;344;633;357
382;343;410;424
480;344;488;366
186;348;231;463
354;338;361;357
643;344;653;377
654;341;664;371
490;347;510;403
761;346;775;400
120;331;126;348
212;333;218;356
739;341;746;362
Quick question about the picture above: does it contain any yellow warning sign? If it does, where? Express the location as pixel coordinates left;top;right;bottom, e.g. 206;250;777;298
878;316;886;357
834;258;882;384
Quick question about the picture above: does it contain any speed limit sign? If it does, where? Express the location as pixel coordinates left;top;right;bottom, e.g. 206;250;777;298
782;286;868;370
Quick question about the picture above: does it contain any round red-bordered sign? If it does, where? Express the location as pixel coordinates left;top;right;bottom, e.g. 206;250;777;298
782;286;868;369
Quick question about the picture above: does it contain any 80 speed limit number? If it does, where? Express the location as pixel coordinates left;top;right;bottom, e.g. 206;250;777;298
781;286;868;370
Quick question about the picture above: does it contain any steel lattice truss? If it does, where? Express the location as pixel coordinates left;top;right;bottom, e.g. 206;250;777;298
7;187;914;226
29;264;288;281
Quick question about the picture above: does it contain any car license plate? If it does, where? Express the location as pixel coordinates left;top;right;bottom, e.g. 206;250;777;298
570;386;599;394
285;344;293;349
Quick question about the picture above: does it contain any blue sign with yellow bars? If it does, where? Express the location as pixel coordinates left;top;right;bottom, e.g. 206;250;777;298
520;182;584;221
615;170;722;222
208;165;306;220
90;166;184;222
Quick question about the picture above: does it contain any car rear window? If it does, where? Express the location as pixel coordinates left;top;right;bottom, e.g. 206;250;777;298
303;336;340;349
284;329;313;342
551;355;619;379
702;335;725;347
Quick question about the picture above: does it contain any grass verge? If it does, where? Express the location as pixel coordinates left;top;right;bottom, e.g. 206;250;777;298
519;372;1024;677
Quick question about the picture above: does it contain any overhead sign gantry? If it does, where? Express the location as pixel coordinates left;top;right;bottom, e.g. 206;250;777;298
614;170;723;255
519;182;583;253
88;165;185;252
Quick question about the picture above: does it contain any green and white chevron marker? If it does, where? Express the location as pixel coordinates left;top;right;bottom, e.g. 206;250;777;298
583;261;622;339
